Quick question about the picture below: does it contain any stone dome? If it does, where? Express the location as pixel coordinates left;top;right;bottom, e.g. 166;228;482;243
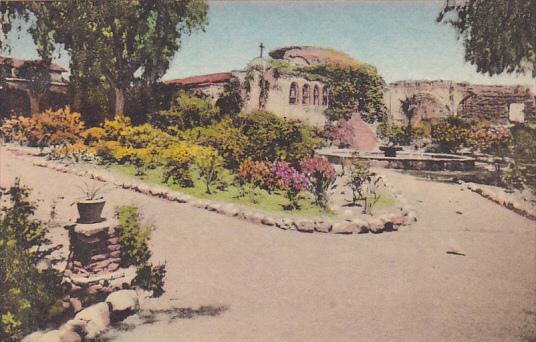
247;57;270;70
268;46;361;67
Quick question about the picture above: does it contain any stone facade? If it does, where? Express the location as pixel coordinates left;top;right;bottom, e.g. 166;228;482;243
165;50;331;127
236;59;329;126
385;80;536;124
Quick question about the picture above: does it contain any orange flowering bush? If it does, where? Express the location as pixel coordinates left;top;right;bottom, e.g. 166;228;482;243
0;107;85;149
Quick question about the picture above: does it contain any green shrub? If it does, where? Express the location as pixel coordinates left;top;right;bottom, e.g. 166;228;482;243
302;63;386;122
431;117;473;153
0;180;64;341
182;119;247;169
150;92;220;133
507;124;536;193
115;206;166;298
239;111;323;164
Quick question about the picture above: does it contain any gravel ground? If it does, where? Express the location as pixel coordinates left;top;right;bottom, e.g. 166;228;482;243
1;147;535;342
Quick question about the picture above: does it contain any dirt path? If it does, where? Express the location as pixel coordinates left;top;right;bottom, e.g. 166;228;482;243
1;147;535;342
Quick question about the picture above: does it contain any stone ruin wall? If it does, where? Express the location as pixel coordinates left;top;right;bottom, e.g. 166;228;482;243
237;70;329;127
385;80;536;124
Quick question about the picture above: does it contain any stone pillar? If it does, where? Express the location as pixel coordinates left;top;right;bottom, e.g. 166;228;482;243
64;219;135;306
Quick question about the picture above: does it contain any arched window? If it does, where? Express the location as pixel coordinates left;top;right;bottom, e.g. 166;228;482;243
313;85;320;105
289;82;298;104
302;84;310;105
322;87;329;106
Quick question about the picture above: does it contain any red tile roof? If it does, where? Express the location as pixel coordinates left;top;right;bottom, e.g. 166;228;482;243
0;56;67;73
164;72;232;87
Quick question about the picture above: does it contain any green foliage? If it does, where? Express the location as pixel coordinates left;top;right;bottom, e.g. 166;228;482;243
431;117;473;153
377;123;407;146
150;93;220;132
345;161;383;215
161;143;197;187
438;0;536;78
216;77;244;116
3;0;209;115
195;148;225;194
0;180;64;341
239;111;323;164
507;124;536;192
181;119;247;169
302;63;386;122
115;205;166;297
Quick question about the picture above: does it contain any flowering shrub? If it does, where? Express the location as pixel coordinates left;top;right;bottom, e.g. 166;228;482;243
466;126;511;155
181;119;247;169
238;160;277;191
49;141;92;162
324;119;355;148
0;116;29;143
270;161;309;209
0;107;85;148
161;143;196;187
431;117;472;153
300;156;337;208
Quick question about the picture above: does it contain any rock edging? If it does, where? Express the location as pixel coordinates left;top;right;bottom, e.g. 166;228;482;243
21;289;139;342
465;182;536;221
18;151;417;235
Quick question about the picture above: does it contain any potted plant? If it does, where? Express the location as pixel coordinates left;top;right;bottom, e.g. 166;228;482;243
74;181;107;223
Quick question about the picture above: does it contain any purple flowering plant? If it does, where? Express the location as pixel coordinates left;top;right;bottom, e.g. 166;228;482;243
270;161;309;209
300;156;337;208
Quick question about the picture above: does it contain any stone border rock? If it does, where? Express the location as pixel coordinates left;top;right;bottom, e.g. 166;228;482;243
6;146;417;235
22;289;140;342
465;182;536;221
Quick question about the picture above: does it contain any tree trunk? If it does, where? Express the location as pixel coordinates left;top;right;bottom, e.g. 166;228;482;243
28;91;41;115
114;87;125;116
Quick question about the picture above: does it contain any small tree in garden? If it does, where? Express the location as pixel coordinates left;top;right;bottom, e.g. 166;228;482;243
345;161;382;215
196;149;225;194
400;95;418;144
270;161;309;209
300;156;337;208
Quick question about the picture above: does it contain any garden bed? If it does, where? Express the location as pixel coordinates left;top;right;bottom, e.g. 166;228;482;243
5;145;416;235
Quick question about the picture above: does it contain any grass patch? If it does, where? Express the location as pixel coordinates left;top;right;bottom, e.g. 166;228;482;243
104;163;332;217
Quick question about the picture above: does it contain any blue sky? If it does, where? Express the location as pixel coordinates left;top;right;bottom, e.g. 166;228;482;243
2;0;533;86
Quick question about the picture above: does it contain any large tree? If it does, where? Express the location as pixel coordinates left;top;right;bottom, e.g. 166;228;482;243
1;0;208;116
438;0;536;79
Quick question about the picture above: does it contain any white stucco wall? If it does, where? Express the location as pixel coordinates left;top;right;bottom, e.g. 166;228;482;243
241;71;329;127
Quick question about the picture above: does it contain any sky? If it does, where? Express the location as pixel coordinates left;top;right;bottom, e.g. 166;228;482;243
2;0;534;86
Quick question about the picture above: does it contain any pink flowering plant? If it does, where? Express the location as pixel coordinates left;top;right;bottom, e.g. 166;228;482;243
300;156;337;208
238;160;277;191
270;161;309;209
324;119;355;148
467;126;512;156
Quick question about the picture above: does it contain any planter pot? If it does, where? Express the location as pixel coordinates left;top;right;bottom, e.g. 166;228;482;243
77;199;105;224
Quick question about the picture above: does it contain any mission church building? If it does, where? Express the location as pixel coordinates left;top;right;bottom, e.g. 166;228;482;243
164;45;333;127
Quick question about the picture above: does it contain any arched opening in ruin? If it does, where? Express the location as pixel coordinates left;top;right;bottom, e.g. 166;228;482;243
313;85;320;105
322;86;329;106
289;82;298;104
302;84;310;105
